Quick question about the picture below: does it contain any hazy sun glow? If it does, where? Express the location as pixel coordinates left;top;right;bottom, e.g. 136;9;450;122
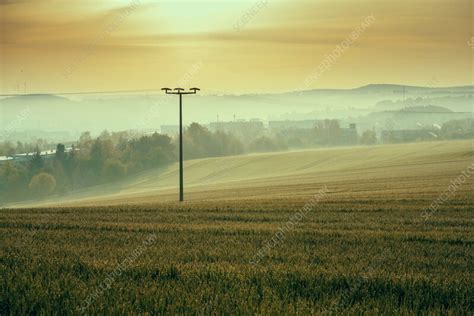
0;0;472;94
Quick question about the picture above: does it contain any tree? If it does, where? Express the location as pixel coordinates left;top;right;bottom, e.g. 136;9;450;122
122;133;175;172
99;130;111;140
102;159;127;181
183;123;244;159
78;131;93;151
248;136;279;153
314;119;341;145
29;172;56;197
440;118;474;140
89;139;114;173
0;162;27;201
184;123;216;159
28;147;44;177
360;130;377;145
214;131;244;156
55;143;66;163
60;145;78;188
0;141;16;157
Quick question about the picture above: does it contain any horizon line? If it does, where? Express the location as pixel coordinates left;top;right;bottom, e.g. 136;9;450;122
0;83;473;98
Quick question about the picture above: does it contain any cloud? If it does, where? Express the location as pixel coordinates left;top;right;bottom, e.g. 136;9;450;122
0;0;472;93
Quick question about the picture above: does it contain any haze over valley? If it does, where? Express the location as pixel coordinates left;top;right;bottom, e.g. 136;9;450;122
0;0;472;314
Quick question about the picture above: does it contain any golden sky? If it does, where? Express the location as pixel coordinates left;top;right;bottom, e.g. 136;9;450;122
0;0;472;94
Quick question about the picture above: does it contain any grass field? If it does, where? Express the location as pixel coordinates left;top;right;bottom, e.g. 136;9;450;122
1;140;473;314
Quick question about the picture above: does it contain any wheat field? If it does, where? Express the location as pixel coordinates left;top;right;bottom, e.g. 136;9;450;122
1;140;473;314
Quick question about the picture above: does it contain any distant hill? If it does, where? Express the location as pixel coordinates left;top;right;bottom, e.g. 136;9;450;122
398;105;452;113
1;84;472;140
2;94;70;101
362;104;471;131
375;95;473;112
351;84;474;95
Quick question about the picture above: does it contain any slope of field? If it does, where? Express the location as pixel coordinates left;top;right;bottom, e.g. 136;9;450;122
12;139;474;207
0;140;473;314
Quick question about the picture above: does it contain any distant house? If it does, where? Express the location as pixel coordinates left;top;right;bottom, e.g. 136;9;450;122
381;129;437;143
0;147;77;164
268;120;319;131
209;120;264;140
0;156;13;164
340;123;359;145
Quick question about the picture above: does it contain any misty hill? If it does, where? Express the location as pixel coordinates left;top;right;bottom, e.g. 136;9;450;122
359;105;471;131
1;84;472;141
398;105;452;113
355;84;474;94
6;94;71;102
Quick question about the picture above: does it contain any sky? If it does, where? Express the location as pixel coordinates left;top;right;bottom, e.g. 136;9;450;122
0;0;473;95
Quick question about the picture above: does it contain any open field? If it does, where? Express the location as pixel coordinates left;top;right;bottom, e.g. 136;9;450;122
9;140;474;207
1;140;473;314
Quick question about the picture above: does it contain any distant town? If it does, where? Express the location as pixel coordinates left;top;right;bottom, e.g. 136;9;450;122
2;115;471;164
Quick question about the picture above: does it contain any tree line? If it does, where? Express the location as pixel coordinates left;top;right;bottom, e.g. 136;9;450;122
0;123;259;203
1;119;472;204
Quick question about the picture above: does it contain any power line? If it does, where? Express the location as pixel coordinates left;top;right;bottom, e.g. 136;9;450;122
0;88;167;97
0;87;258;98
